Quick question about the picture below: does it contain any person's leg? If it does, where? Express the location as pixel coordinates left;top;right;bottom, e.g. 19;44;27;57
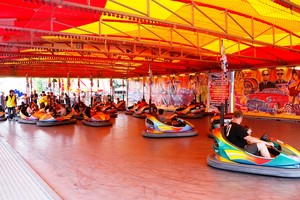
7;107;11;119
12;107;16;119
257;142;271;158
244;143;259;155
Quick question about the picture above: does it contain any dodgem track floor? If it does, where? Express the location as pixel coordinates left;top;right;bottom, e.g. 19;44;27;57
1;113;300;199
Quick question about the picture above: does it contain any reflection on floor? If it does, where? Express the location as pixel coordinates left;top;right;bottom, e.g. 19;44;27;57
1;113;300;200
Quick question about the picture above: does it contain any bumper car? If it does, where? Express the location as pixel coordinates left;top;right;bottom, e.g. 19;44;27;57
207;128;300;177
133;104;157;119
0;106;7;121
208;114;233;138
72;102;87;120
115;101;126;111
18;107;45;124
125;104;137;115
142;114;198;138
174;103;205;118
102;104;118;118
73;113;84;120
82;107;112;127
37;109;76;127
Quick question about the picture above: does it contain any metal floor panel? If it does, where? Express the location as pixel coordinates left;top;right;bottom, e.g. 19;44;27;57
0;139;61;200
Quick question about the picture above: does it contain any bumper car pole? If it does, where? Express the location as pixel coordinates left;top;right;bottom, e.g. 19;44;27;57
148;63;153;114
220;103;224;127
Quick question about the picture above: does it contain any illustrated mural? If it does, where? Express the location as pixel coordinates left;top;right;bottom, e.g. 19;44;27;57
127;73;209;110
234;68;300;118
127;78;144;105
127;67;300;120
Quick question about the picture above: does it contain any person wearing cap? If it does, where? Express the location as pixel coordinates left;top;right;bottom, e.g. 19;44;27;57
6;90;17;121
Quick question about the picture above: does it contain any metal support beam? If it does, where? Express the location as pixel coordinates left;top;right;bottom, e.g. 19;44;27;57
227;12;253;39
109;0;147;16
172;28;197;48
152;0;193;26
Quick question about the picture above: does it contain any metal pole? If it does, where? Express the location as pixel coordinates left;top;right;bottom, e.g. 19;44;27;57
220;103;224;127
25;74;29;96
110;76;113;102
122;78;125;101
78;76;80;102
149;63;152;114
90;74;93;106
225;99;228;114
58;78;61;102
142;76;145;99
30;77;33;97
67;72;70;97
126;78;129;106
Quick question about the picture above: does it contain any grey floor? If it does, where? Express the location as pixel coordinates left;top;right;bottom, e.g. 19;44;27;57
1;113;300;200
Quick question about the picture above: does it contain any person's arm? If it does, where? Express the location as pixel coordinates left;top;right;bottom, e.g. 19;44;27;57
244;135;274;147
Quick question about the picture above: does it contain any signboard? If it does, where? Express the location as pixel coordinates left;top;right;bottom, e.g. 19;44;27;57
209;72;230;109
